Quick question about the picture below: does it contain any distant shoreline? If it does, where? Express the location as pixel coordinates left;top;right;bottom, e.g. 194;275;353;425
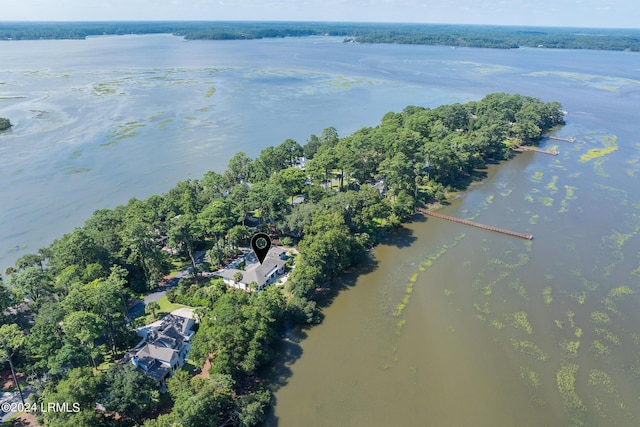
1;21;639;51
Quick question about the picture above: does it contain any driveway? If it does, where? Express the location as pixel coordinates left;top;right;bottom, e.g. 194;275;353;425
0;386;35;423
126;251;206;320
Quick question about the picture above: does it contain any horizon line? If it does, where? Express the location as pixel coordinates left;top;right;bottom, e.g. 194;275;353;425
0;20;638;31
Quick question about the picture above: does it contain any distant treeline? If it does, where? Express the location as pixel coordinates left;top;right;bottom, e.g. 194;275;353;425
1;21;640;51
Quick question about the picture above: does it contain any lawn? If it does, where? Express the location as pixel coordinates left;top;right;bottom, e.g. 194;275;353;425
140;295;192;325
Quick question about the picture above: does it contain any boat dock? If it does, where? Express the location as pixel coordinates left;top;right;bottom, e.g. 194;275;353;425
514;146;559;156
417;208;533;240
548;135;575;143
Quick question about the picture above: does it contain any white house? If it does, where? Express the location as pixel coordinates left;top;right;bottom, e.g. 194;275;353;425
215;246;288;291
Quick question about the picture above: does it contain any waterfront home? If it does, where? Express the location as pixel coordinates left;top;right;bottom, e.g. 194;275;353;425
215;246;288;291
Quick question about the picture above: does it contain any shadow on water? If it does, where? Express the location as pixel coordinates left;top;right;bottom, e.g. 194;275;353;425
262;326;306;427
263;220;426;424
378;223;417;249
263;252;381;426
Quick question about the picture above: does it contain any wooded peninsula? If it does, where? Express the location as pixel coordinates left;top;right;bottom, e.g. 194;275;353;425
0;93;564;426
1;21;639;51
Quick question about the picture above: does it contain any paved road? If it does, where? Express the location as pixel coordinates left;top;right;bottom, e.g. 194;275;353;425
126;251;206;321
0;386;35;422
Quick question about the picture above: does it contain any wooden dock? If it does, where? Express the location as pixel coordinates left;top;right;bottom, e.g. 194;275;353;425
417;208;533;240
514;146;559;156
548;135;575;143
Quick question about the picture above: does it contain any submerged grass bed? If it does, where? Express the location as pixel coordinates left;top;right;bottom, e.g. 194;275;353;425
506;311;533;334
557;364;586;411
580;135;617;163
510;338;549;362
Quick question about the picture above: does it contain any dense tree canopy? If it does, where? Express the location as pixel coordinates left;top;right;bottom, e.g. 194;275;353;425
0;93;564;426
1;22;638;51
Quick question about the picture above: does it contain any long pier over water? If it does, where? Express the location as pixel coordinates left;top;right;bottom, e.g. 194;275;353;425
417;208;533;240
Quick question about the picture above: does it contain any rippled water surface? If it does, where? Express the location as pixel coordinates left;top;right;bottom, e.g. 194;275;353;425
2;35;640;426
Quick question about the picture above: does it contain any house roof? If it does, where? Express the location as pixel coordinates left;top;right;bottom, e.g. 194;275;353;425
216;246;287;288
138;343;178;365
144;361;172;382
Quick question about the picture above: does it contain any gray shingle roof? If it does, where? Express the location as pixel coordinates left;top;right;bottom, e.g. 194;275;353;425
216;246;287;288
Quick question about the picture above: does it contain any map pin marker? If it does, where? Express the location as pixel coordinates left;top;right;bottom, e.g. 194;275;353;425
251;232;272;264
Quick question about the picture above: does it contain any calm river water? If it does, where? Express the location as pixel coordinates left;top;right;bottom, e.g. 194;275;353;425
2;35;640;426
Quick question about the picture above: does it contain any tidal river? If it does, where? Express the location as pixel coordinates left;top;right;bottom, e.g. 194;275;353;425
1;35;640;426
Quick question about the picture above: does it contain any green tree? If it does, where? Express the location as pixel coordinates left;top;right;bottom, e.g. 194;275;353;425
102;364;160;426
145;301;160;319
225;152;254;186
303;134;321;159
276;138;303;168
0;324;26;404
198;199;236;242
237;389;272;427
8;266;53;307
61;311;105;368
276;167;307;204
233;272;244;284
40;367;106;427
168;214;204;279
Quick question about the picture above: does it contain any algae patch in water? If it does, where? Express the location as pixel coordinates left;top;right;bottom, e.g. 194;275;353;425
546;176;559;192
556;364;586;411
589;369;616;394
559;340;581;359
520;366;541;388
595;328;621;345
205;86;216;98
589;312;609;327
591;340;611;360
509;279;528;300
608;285;635;299
490;320;505;329
510;338;549;362
542;287;553;305
505;311;533;335
580;135;617;163
538;197;554;207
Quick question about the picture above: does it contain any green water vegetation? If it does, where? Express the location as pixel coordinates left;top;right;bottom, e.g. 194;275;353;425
0;93;564;426
559;340;581;359
506;311;533;334
510;338;549;362
0;117;12;131
543;286;553;305
591;340;611;360
520;366;541;389
580;135;618;163
557;364;586;412
595;328;621;346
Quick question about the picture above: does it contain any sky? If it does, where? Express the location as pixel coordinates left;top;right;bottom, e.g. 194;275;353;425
1;0;638;29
